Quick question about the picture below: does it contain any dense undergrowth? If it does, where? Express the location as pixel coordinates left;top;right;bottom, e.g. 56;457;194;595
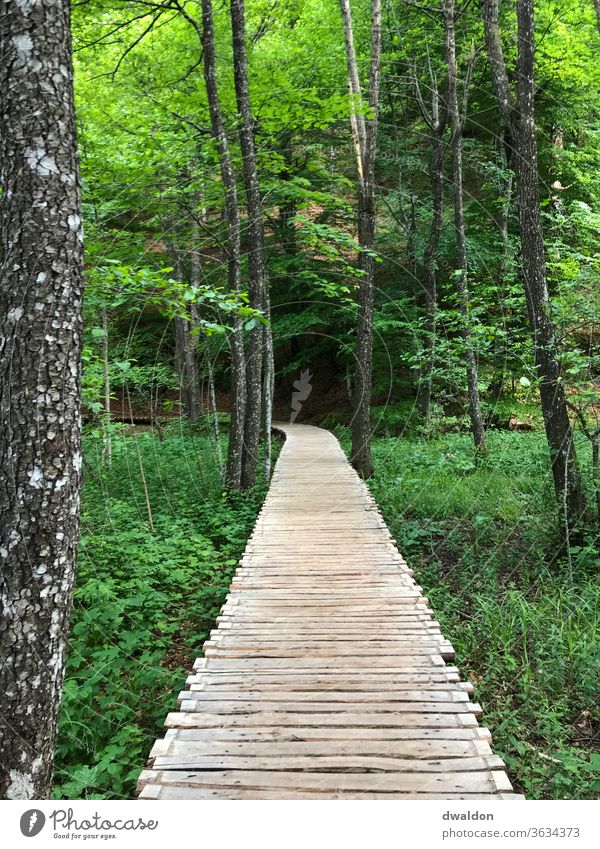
54;416;599;800
53;426;267;799
367;429;600;800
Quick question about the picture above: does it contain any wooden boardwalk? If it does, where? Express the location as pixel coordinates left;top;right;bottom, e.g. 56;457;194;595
138;423;522;799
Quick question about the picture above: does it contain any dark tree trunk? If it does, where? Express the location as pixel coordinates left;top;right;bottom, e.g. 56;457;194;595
413;70;447;423
417;134;444;422
0;0;84;799
514;0;585;525
174;314;201;421
487;130;514;403
171;247;201;423
482;0;586;529
352;178;377;477
198;0;246;489
443;0;487;453
340;0;382;479
594;0;600;35
230;0;272;489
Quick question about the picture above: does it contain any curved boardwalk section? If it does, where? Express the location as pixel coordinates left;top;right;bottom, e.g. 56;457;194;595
138;423;522;799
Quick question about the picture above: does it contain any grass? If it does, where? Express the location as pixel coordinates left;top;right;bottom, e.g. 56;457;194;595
53;424;268;799
367;429;600;799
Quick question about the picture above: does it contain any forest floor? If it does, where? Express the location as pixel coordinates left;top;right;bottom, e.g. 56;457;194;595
53;426;269;799
54;412;600;800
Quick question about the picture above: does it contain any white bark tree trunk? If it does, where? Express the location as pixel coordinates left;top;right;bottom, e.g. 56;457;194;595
0;0;84;799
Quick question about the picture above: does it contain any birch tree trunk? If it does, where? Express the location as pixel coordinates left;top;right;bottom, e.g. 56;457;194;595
199;0;246;489
443;0;487;453
230;0;273;489
339;0;367;184
482;0;586;529
0;0;84;798
340;0;382;479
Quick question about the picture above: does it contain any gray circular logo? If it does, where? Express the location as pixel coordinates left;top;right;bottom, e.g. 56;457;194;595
20;810;46;837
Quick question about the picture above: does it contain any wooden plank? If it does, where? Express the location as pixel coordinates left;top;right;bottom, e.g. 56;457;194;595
177;695;481;714
150;738;493;760
198;658;448;670
163;726;492;742
139;786;524;800
203;646;455;659
165;711;480;728
184;689;471;703
186;676;473;693
151;755;505;772
138;768;509;794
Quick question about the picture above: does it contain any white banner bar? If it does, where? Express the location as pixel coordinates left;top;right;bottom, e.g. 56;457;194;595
1;799;597;848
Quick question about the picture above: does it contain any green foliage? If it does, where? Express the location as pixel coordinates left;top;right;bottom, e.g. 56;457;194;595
53;430;267;799
366;430;600;800
61;0;600;804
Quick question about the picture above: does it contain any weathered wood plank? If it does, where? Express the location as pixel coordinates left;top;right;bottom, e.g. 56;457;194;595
163;726;492;742
183;689;471;703
149;738;493;760
138;768;513;794
139;785;524;800
165;710;480;728
150;755;505;772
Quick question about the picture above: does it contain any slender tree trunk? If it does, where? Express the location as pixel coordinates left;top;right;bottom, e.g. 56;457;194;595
487;130;514;403
482;0;586;528
173;249;201;422
185;222;203;422
199;0;246;489
230;0;272;489
339;0;367;185
206;354;224;478
262;308;274;480
340;0;382;479
416;137;444;423
413;70;447;423
443;0;487;453
594;0;600;35
174;315;197;419
592;435;600;525
0;0;84;799
101;308;112;466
